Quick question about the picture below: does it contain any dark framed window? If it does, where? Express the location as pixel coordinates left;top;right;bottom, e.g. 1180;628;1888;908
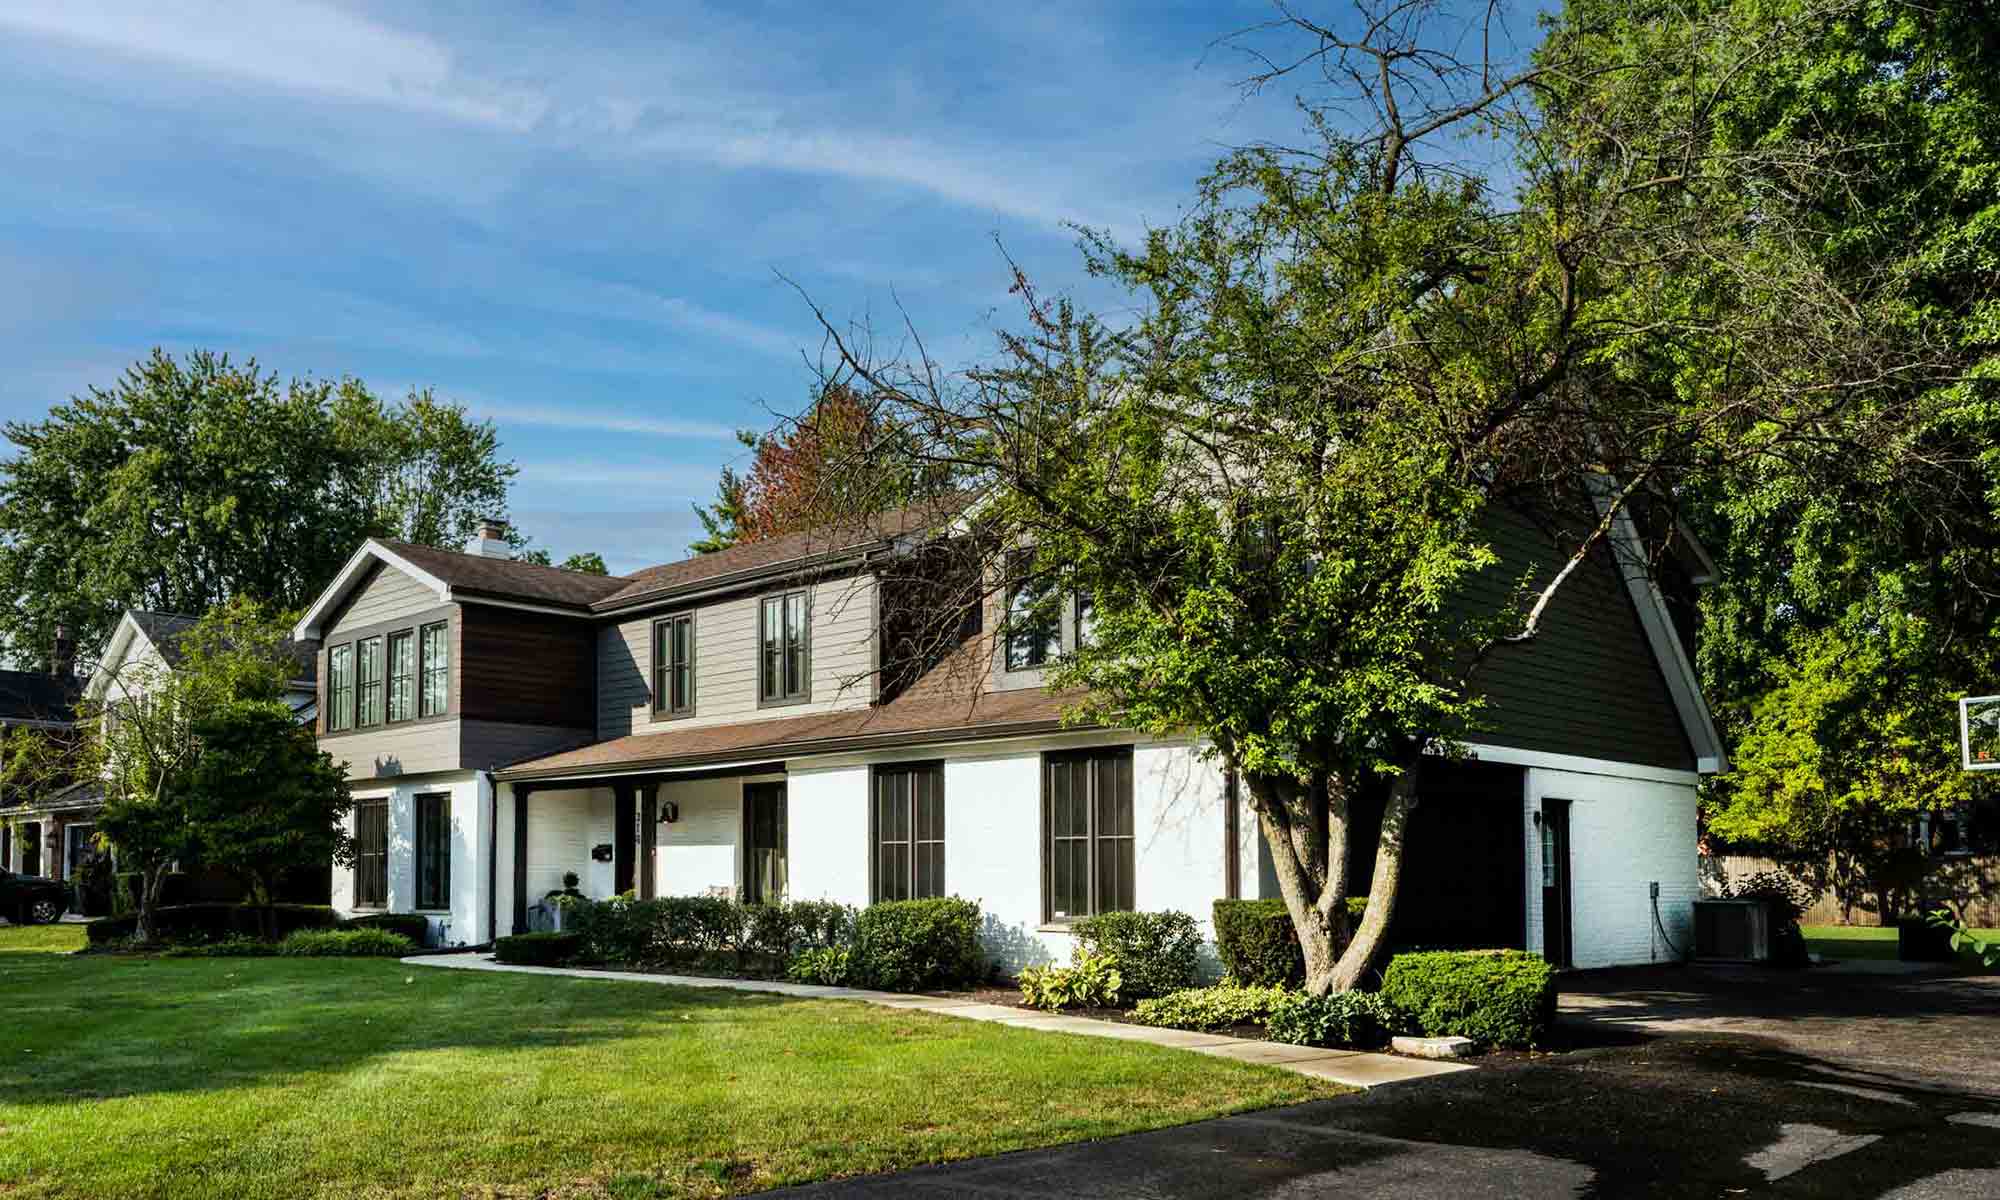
415;792;450;910
1043;747;1134;922
873;762;945;902
1005;554;1060;670
20;821;42;877
652;613;695;716
356;636;385;728
353;798;387;909
386;630;416;723
327;644;354;732
758;591;809;704
1074;591;1096;649
419;621;449;718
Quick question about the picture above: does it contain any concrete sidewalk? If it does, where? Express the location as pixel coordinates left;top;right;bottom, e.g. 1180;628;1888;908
406;952;1471;1089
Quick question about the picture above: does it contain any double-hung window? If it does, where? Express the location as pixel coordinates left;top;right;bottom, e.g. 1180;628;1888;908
327;645;354;732
653;613;695;716
759;591;809;704
352;798;387;909
414;792;451;910
386;630;415;722
356;636;385;727
873;762;945;901
1005;554;1060;670
1042;747;1135;922
419;621;449;717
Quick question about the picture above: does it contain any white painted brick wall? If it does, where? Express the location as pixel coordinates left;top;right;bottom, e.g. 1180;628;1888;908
1524;766;1698;969
335;770;488;948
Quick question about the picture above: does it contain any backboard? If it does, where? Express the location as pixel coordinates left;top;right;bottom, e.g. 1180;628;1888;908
1960;695;2000;771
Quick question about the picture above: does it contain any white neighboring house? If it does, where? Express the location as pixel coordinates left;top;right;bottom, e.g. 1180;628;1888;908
0;611;318;894
295;512;1725;970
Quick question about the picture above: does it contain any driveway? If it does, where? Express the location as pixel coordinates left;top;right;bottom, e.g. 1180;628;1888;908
786;964;2000;1198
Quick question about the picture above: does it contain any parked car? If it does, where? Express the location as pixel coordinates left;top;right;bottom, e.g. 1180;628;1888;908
0;870;68;925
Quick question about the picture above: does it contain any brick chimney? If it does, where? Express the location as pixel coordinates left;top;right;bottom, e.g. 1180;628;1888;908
51;624;74;681
466;518;512;559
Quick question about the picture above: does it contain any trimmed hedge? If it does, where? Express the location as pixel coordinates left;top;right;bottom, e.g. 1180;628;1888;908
1211;897;1369;987
853;896;984;991
85;903;340;946
1267;990;1400;1049
1070;910;1201;999
278;928;415;957
1131;983;1292;1032
1379;949;1557;1048
342;912;432;944
495;931;582;966
558;895;859;971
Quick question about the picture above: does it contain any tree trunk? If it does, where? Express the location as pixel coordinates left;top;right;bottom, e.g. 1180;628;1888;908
135;864;168;943
1318;773;1418;993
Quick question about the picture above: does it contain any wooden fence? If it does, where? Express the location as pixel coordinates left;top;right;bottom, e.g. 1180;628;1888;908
1703;852;2000;927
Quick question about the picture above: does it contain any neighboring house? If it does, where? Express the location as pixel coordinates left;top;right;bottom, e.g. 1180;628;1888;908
0;611;319;886
0;630;83;881
295;511;1725;970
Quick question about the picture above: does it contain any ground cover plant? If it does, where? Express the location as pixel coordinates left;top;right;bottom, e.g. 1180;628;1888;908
0;922;1339;1198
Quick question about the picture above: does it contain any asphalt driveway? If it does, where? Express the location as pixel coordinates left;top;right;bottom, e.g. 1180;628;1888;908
786;964;2000;1198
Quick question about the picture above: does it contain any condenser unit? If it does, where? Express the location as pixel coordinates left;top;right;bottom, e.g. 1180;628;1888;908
1693;899;1771;962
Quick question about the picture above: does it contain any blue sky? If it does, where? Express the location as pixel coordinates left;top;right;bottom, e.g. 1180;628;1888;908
0;0;1329;573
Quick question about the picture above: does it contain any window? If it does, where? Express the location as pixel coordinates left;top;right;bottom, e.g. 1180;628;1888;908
357;636;385;727
19;821;41;877
743;782;787;903
758;591;809;704
874;763;945;901
1005;555;1060;670
386;630;415;722
419;621;449;717
352;799;387;909
1074;591;1096;649
328;644;354;732
415;793;450;910
652;613;695;716
1043;747;1134;922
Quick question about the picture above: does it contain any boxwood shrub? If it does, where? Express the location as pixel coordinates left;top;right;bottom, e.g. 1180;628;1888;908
1379;949;1557;1048
1069;910;1201;999
277;928;415;957
853;896;984;991
1267;989;1401;1049
1130;983;1292;1031
495;931;583;966
1211;897;1370;987
341;912;431;944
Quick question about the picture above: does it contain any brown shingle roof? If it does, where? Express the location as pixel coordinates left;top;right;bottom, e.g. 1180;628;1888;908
375;541;634;609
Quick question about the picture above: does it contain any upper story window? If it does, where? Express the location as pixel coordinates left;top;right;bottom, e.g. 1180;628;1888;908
759;590;809;705
1004;551;1064;671
419;621;449;718
1074;590;1096;648
386;630;415;723
653;613;695;716
356;636;385;728
328;645;354;733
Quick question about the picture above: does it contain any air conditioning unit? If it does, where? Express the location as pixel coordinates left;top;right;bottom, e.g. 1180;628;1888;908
1694;899;1771;962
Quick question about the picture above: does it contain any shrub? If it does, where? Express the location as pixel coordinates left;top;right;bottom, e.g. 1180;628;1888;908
1018;948;1123;1011
1379;949;1557;1048
277;928;415;957
1070;910;1201;999
495;931;583;966
790;899;859;949
853;896;984;991
85;903;340;946
743;902;804;961
1267;990;1401;1049
342;912;432;944
786;945;853;986
1212;899;1302;986
1727;870;1814;967
1130;983;1293;1031
161;934;274;958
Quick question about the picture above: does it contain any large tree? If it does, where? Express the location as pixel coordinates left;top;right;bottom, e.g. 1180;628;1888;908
0;350;519;661
802;0;1951;992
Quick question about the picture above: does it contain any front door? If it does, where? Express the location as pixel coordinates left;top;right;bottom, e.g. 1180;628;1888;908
64;823;96;880
1540;799;1573;969
743;782;787;903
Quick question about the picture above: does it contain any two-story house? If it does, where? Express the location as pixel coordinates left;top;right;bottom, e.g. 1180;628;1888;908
295;509;1724;970
0;629;83;882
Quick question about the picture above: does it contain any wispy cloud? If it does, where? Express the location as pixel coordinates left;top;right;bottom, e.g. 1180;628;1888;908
473;399;737;441
517;460;722;492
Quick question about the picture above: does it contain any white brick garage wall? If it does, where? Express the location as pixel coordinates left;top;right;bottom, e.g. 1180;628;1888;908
1516;755;1700;969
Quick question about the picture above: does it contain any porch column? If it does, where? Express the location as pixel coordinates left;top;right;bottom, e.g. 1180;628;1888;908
613;782;636;895
639;782;659;900
511;784;534;935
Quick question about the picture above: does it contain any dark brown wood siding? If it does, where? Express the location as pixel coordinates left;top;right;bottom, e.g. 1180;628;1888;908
1460;508;1694;771
456;604;596;730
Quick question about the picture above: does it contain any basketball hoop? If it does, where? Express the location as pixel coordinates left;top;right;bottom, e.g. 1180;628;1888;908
1959;695;2000;771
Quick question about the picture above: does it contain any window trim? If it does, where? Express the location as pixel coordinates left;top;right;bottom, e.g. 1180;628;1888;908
351;796;388;911
651;612;697;719
1039;746;1136;925
756;589;812;708
386;629;416;724
870;761;946;903
356;635;386;728
327;643;355;733
413;791;451;912
418;620;450;719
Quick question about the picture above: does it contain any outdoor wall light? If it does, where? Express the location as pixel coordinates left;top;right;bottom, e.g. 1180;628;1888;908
658;801;680;824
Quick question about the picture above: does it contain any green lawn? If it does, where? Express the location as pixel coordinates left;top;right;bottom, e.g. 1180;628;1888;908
1803;922;2000;965
0;924;1339;1198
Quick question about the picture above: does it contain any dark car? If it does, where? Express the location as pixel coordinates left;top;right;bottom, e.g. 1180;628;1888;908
0;869;67;925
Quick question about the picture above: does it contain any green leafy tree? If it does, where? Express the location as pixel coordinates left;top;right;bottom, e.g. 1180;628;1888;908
805;1;1948;992
0;350;519;662
513;548;611;574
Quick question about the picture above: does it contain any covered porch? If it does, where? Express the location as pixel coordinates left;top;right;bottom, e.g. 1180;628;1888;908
498;762;792;935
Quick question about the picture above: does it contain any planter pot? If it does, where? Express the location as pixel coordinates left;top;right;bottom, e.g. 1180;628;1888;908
1897;917;1957;962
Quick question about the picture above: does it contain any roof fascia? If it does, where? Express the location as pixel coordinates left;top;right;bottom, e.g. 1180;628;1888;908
293;541;451;642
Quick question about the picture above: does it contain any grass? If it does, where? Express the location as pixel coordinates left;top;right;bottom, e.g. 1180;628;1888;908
0;924;1341;1198
1803;922;2000;965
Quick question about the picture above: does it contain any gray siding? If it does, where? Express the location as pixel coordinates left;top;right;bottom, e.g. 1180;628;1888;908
326;718;463;782
327;562;441;636
1464;509;1693;771
598;573;879;739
